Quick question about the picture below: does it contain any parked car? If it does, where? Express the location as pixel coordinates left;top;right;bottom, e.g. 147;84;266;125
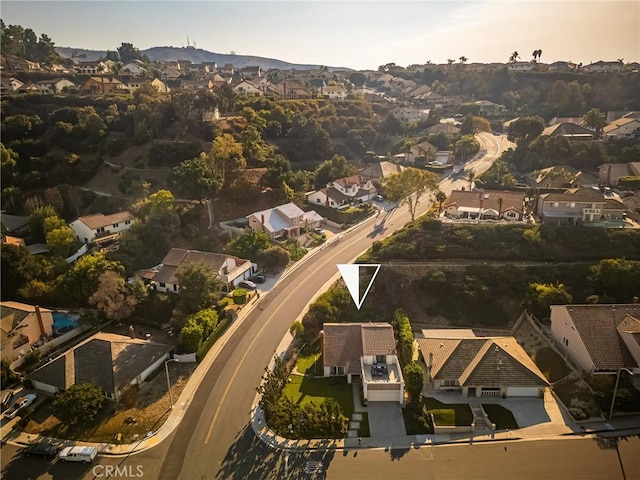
3;394;36;419
249;273;266;284
24;442;58;459
1;390;14;409
238;280;257;290
374;194;384;202
58;446;98;463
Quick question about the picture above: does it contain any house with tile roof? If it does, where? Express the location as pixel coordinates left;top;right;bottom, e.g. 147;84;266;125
417;331;548;397
320;85;347;100
598;162;640;186
27;332;173;400
541;122;595;141
0;77;24;94
307;176;377;209
322;323;405;403
1;302;53;362
548;61;577;72
444;190;526;221
76;60;109;75
603;118;640;140
34;78;75;94
247;202;323;240
79;76;123;94
152;248;256;293
233;80;262;97
424;123;462;139
585;60;623;73
69;211;135;245
536;187;625;224
526;165;598;189
550;304;640;374
359;161;405;181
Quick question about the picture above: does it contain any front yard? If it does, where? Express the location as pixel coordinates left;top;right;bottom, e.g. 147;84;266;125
283;375;354;420
23;362;196;444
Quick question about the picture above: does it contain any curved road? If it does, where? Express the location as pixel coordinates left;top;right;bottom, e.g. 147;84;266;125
0;134;510;480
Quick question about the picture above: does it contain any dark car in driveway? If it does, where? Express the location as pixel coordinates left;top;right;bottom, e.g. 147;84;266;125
24;442;58;459
249;273;266;283
238;280;257;290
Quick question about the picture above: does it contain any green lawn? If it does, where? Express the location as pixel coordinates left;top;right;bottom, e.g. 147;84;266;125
424;398;473;426
295;353;322;375
534;347;571;383
481;404;519;430
282;375;354;419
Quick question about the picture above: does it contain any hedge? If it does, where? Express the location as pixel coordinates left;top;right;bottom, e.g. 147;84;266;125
196;316;234;362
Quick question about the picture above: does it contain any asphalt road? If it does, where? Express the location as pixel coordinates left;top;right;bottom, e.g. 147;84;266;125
0;133;511;480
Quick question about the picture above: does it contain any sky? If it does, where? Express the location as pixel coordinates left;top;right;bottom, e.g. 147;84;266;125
1;1;639;70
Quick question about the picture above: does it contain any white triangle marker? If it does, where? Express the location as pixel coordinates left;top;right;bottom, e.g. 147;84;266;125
337;264;381;310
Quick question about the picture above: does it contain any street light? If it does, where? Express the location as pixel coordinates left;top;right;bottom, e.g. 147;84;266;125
608;368;633;419
165;358;179;409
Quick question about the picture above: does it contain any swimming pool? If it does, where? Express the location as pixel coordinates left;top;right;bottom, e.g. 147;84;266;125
53;313;80;336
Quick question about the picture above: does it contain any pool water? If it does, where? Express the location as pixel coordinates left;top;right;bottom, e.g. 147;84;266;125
52;313;80;335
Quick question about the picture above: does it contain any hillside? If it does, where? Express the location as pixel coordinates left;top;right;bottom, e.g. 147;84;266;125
55;46;350;71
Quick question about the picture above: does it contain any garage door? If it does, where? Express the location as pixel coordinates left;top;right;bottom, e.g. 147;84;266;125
506;387;539;397
367;389;401;402
31;381;57;394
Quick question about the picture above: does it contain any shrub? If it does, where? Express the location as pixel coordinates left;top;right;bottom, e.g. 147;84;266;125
233;288;248;305
394;309;415;366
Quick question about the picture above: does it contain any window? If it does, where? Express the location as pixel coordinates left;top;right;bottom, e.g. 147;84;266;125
375;355;386;364
562;337;569;347
159;282;166;288
125;220;131;225
569;203;575;208
113;223;119;228
443;380;457;387
553;202;559;208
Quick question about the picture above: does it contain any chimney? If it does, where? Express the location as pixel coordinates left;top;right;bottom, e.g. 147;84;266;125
34;305;46;338
428;352;434;379
129;325;136;339
260;214;265;232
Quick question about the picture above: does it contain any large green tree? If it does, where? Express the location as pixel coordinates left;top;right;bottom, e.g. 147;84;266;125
403;362;424;404
175;263;224;314
583;108;607;136
384;168;438;222
522;282;573;319
507;116;545;146
57;253;124;306
590;259;640;303
51;383;104;425
171;153;223;200
314;154;357;188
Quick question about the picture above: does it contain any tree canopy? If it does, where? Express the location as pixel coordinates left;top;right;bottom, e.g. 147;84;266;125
384;168;438;222
51;383;104;425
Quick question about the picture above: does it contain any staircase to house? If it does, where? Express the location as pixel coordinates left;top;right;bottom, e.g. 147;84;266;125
469;403;493;431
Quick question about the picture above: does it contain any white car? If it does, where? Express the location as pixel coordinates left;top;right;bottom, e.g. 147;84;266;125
3;393;36;419
58;446;98;463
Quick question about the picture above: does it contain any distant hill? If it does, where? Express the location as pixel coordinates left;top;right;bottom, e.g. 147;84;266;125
56;46;351;71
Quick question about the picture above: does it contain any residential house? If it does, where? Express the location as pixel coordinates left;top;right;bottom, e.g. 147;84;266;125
247;202;323;240
69;211;135;245
122;60;148;76
404;141;437;165
586;61;623;73
76;61;109;75
180;79;213;91
189;63;211;77
540;122;595;141
548;61;577;72
474;100;505;117
0;77;24;93
322;323;405;403
389;107;429;123
1;302;54;362
160;66;182;81
548;117;585;127
35;78;75;94
550;304;640;374
28;332;173;400
79;76;123;95
407;85;432;100
359;161;404;182
120;76;170;94
507;62;536;72
624;62;640;73
425;123;461;139
152;248;256;293
417;331;548;397
217;63;235;76
233;80;262;96
1;214;30;236
603;118;640;140
598;162;640;186
526;165;598;189
241;66;262;78
622;193;640;222
536;187;625;224
445;190;526;221
6;57;40;71
307;176;377;209
269;81;313;99
320;85;347;100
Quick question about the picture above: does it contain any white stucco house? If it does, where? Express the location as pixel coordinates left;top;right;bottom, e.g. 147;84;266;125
1;302;54;362
35;78;75;94
418;330;549;397
322;323;405;403
307;176;377;209
69;211;135;245
320;85;347;100
247;202;324;240
550;304;640;375
27;332;173;401
603;118;640;140
233;80;263;96
152;248;256;293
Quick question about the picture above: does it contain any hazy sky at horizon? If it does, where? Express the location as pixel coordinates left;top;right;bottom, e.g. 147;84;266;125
2;1;639;69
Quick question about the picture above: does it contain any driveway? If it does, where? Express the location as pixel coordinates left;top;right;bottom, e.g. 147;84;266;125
367;402;407;437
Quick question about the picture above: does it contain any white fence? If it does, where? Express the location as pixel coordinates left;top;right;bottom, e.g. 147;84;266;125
65;244;88;263
173;353;197;363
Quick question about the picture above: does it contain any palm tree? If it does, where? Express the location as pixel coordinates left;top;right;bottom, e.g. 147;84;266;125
447;59;455;65
459;56;468;64
498;197;504;219
537;49;542;62
509;51;520;63
467;170;475;191
434;190;447;214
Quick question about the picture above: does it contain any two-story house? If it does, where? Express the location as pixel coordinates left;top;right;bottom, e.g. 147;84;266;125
320;85;347;100
0;77;24;93
35;78;75;94
69;211;135;245
76;60;109;75
603;118;640;140
548;61;577;72
322;322;405;403
598;162;640;186
233;80;262;97
1;302;53;362
122;60;149;76
389;107;429;123
79;77;123;95
246;202;323;240
307;176;377;209
445;190;526;221
536;187;625;224
585;60;623;73
152;248;256;293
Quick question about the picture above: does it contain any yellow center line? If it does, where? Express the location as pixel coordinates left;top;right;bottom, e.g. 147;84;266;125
203;244;352;445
